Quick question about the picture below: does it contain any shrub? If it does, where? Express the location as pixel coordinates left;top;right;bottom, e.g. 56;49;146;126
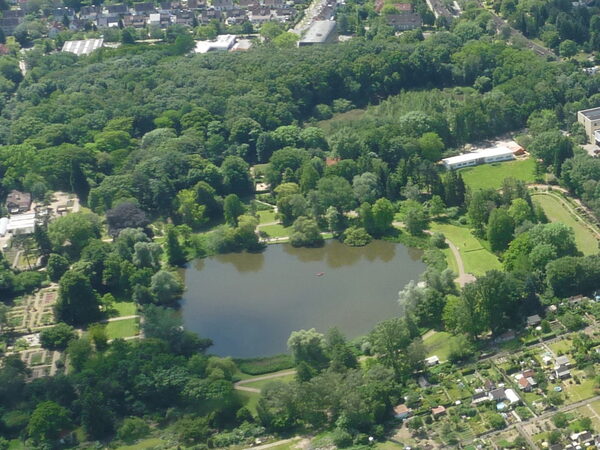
331;428;353;448
117;417;149;444
234;354;294;375
343;227;372;247
430;232;447;248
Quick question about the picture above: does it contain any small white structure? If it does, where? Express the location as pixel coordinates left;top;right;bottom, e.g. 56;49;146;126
0;217;8;237
62;38;104;56
504;388;520;404
6;213;36;235
194;34;236;53
425;355;440;366
441;147;515;170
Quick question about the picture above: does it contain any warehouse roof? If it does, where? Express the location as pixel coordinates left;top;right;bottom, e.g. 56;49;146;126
299;20;336;44
62;38;104;56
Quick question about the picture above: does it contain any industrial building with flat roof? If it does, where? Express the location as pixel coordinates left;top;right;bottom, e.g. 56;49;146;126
194;34;236;53
62;38;104;56
441;147;515;170
577;107;600;144
298;20;337;46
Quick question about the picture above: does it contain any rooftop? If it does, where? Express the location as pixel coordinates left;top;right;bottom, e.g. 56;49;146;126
441;146;514;165
62;38;104;55
579;107;600;121
299;20;336;44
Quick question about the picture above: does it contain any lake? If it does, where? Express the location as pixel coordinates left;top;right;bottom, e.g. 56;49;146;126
181;240;425;358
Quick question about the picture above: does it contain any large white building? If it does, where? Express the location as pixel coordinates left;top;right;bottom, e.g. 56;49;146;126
6;213;36;235
62;38;104;56
441;147;515;170
194;34;236;53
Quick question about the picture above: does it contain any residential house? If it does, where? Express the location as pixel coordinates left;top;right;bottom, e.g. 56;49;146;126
123;14;147;27
386;12;422;31
526;314;542;327
133;2;157;14
80;5;101;20
571;431;593;446
174;10;196;25
224;8;247;24
238;0;258;7
263;0;284;6
505;388;520;404
517;376;536;391
199;9;221;23
104;4;128;16
431;405;446;417
96;16;120;27
471;391;489;405
567;294;587;306
554;355;571;379
6;190;31;214
489;388;506;402
393;404;411;419
248;6;272;23
484;379;496;391
213;0;235;10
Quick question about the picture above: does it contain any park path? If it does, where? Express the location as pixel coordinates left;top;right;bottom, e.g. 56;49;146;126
530;186;600;240
244;436;303;450
234;370;297;393
420;228;474;287
104;314;139;323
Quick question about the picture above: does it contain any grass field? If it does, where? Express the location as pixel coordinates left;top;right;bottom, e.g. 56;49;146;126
549;338;573;355
532;193;598;255
105;318;140;339
257;209;277;224
260;223;292;238
112;301;137;317
242;373;296;391
315;108;366;133
423;331;454;362
459;158;536;191
117;438;167;450
237;390;260;413
429;222;501;276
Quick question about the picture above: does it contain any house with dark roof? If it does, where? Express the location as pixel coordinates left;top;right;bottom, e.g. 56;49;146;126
489;388;506;401
386;12;422;30
6;190;32;213
526;314;542;327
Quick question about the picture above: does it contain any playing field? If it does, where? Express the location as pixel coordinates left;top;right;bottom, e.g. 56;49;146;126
459;158;536;191
532;193;598;255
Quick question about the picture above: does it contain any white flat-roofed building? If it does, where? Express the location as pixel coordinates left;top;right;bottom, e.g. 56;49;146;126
62;38;104;56
298;20;337;46
0;217;8;237
441;146;515;170
578;107;600;144
6;213;36;235
194;34;236;53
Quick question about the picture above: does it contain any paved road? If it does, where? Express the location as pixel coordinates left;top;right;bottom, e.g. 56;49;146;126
234;370;297;393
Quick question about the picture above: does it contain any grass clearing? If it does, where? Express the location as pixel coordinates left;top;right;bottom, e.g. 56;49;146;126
105;318;140;339
237;390;260;414
564;377;595;403
315;109;366;133
423;331;454;362
242;373;296;391
459;158;536;191
429;222;501;275
549;338;572;355
116;438;167;450
112;301;137;317
261;223;292;238
257;209;277;225
532;193;598;255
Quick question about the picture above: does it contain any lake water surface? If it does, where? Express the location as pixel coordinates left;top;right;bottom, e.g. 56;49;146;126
181;240;425;357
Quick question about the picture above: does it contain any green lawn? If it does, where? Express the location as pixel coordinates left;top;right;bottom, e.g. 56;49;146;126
459;158;536;191
257;209;277;225
105;318;140;339
260;223;292;238
112;301;137;317
423;331;454;362
549;338;573;355
237;390;260;414
315;108;366;133
564;377;596;403
429;222;501;276
242;373;296;391
532;193;598;255
117;438;167;450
